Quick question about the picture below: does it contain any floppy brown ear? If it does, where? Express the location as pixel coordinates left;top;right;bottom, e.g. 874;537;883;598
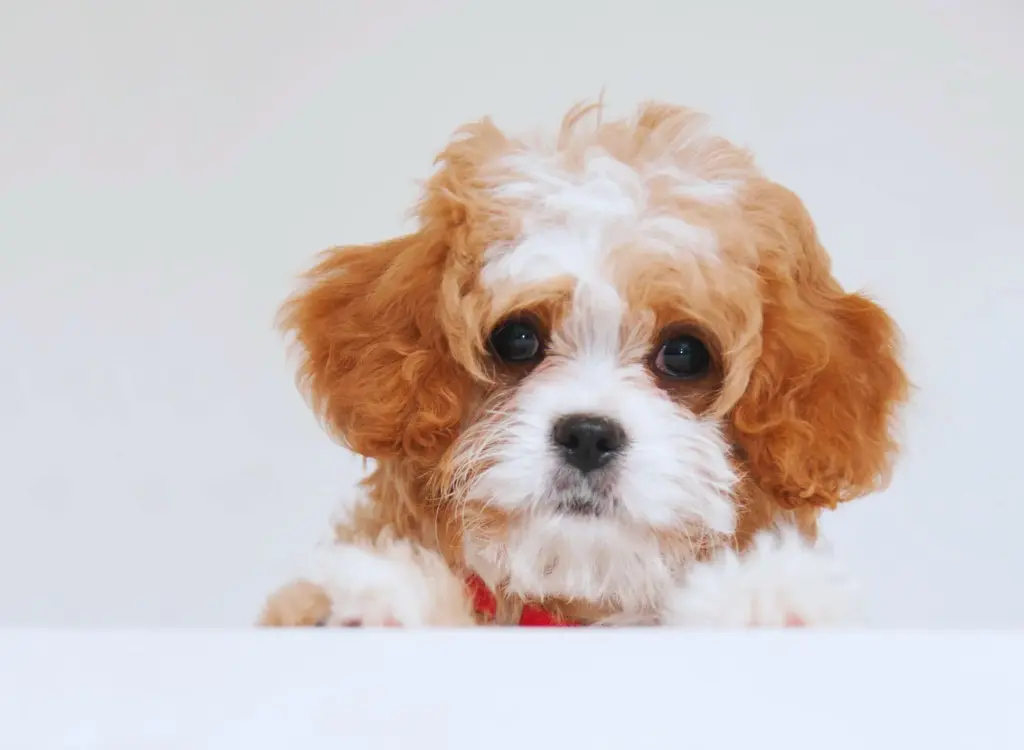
278;231;473;464
731;184;911;510
277;116;514;465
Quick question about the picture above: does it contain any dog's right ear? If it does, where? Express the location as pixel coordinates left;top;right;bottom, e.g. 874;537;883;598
278;230;472;464
279;115;516;463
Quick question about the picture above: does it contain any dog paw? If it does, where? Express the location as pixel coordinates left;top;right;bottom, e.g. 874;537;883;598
257;578;335;627
259;537;475;627
661;527;864;628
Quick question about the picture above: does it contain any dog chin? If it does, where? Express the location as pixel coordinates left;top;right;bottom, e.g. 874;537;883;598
463;510;712;611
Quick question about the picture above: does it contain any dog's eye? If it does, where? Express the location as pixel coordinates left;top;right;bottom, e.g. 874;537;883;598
489;320;542;363
655;335;710;379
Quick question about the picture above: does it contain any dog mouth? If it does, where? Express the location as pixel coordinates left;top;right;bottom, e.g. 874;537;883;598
555;494;606;516
550;470;617;517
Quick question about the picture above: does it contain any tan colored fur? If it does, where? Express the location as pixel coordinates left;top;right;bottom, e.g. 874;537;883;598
259;101;909;626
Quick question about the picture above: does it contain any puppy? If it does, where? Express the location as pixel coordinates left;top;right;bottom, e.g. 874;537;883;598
258;101;909;628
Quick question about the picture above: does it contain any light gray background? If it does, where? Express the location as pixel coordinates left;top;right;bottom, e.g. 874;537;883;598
1;0;1021;626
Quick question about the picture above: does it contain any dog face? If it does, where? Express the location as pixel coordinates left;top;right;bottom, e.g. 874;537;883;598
280;102;908;609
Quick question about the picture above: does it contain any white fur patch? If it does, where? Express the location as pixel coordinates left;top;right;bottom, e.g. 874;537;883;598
465;515;679;611
481;147;723;292
482;225;608;292
661;528;864;627
296;538;473;627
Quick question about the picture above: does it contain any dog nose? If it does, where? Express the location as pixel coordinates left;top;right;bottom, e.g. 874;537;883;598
551;414;626;473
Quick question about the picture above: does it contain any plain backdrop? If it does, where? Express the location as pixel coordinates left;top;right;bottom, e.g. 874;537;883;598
1;0;1021;627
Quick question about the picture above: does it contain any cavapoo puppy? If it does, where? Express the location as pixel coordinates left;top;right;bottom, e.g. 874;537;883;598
258;101;909;628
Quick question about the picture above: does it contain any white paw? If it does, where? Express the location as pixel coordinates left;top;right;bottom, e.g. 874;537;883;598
295;537;475;627
662;527;864;627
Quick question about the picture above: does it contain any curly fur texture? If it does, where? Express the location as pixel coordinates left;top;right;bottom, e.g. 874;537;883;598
730;183;909;510
262;100;910;627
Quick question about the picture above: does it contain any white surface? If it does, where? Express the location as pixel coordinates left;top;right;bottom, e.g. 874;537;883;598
1;0;1022;626
2;631;1022;749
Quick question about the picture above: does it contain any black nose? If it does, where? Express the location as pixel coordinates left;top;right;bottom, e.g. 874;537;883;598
551;414;626;473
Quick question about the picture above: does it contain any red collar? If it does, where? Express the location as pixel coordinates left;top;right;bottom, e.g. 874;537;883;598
465;573;582;626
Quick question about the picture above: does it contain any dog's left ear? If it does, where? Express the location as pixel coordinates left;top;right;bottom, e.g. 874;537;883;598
731;182;911;510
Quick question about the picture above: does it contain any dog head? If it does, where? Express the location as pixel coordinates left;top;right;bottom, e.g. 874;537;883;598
280;102;909;608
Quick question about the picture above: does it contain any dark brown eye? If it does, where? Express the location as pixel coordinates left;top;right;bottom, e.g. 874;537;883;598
489;320;542;363
655;335;711;379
